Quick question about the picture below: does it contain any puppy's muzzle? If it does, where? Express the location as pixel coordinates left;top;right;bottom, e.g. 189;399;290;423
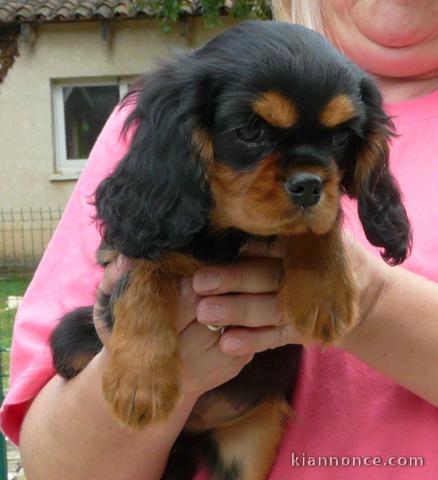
285;173;323;208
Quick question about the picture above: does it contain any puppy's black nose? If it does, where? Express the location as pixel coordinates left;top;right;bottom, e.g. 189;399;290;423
285;173;323;208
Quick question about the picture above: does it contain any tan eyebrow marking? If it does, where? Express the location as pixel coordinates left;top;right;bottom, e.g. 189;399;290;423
320;94;356;128
253;91;299;128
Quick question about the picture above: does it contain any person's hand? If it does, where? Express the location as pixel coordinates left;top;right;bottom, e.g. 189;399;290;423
92;254;254;400
194;236;387;355
194;239;303;356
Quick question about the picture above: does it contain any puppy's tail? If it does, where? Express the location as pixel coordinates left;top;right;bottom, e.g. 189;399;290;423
50;306;103;379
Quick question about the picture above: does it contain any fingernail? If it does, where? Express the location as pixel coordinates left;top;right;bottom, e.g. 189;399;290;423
197;302;224;323
222;337;243;354
193;271;221;292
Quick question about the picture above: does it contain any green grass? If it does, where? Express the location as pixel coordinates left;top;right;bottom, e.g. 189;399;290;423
0;273;33;394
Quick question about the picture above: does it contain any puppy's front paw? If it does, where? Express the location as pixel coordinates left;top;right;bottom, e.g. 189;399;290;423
102;354;181;427
281;268;358;345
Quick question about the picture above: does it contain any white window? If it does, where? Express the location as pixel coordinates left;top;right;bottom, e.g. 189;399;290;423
52;78;131;175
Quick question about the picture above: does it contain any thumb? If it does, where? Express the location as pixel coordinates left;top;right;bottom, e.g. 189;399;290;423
94;254;132;347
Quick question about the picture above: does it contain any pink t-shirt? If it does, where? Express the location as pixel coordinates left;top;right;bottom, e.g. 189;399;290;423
2;88;438;479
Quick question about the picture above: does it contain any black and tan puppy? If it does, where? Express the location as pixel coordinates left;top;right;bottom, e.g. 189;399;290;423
51;21;411;479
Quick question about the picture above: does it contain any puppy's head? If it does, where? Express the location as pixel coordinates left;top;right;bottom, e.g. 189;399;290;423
95;21;411;264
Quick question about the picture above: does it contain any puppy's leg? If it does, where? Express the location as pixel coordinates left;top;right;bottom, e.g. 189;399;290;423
102;254;199;427
279;223;358;345
50;306;103;379
208;396;290;480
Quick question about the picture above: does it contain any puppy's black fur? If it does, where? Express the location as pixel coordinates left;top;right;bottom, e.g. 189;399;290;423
94;21;410;264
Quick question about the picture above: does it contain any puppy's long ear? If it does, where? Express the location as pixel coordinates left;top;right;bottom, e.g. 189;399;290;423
342;77;412;265
95;60;211;260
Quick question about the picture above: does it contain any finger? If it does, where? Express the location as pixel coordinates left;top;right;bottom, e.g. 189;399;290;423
99;254;132;295
239;238;283;258
175;277;200;333
180;335;254;396
219;324;302;356
179;320;222;356
193;258;284;295
197;341;253;371
180;322;254;380
197;293;285;329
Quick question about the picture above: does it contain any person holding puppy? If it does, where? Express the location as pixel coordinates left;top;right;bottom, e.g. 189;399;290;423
2;1;438;479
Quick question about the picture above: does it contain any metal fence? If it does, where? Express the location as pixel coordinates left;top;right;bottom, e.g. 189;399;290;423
0;207;63;478
0;207;63;272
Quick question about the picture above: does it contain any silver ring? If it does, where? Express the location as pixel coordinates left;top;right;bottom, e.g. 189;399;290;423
205;324;226;335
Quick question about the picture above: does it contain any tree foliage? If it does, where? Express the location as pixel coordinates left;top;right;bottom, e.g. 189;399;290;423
131;0;271;32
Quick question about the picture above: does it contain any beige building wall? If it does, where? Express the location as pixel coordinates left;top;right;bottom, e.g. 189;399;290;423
0;17;237;211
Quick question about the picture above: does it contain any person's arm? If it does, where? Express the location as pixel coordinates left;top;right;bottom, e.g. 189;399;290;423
339;242;438;406
194;238;438;407
19;259;189;480
20;257;253;480
20;353;198;480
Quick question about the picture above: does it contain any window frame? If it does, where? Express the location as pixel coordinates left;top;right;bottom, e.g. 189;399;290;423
52;78;131;174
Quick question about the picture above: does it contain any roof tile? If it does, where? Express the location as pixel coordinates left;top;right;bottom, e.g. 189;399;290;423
0;0;221;24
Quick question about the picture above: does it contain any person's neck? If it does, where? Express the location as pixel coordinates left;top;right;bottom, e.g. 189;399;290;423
373;75;438;104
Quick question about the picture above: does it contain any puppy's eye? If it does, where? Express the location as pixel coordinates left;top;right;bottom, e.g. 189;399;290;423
332;130;349;147
234;123;265;144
